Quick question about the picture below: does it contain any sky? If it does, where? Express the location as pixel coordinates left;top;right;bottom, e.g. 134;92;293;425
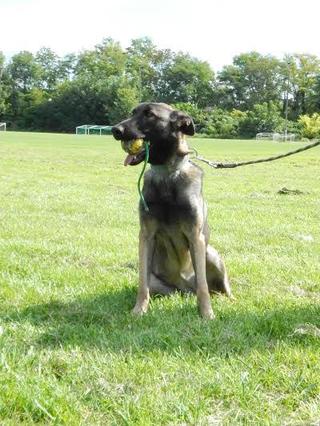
1;0;320;71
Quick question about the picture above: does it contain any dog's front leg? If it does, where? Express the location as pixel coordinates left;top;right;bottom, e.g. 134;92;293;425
132;228;155;315
190;231;215;319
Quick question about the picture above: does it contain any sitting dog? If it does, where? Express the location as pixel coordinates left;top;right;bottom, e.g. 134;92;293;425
112;103;231;319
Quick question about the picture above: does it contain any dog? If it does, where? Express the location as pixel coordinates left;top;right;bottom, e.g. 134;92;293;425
112;102;231;319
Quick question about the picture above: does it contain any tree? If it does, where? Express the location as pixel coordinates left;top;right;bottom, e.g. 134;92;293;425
284;54;320;119
0;52;9;117
108;81;139;123
217;52;283;110
35;47;62;91
310;74;320;113
7;51;41;92
58;53;77;82
30;78;110;132
126;37;174;102
75;38;126;81
159;53;215;107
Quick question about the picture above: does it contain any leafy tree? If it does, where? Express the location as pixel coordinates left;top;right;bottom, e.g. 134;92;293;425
31;79;110;132
126;37;173;102
108;82;139;123
75;38;126;81
30;75;139;131
309;74;320;113
14;88;48;129
0;52;10;117
217;52;283;110
35;47;62;91
58;53;77;81
7;51;41;92
0;51;4;76
159;53;215;107
284;54;320;118
5;51;42;126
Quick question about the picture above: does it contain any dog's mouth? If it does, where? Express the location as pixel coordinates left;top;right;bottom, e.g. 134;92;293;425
124;150;146;166
121;139;146;166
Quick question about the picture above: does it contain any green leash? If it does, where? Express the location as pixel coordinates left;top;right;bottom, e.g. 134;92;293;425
137;141;150;211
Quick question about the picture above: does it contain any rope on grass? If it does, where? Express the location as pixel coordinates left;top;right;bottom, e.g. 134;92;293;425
191;139;320;169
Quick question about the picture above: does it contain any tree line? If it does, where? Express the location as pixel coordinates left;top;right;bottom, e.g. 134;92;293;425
1;37;320;138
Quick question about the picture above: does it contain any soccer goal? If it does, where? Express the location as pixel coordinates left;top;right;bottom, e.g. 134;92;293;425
0;122;6;131
256;132;296;142
76;124;112;135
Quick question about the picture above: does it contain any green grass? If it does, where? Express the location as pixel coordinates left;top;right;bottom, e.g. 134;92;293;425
0;131;319;425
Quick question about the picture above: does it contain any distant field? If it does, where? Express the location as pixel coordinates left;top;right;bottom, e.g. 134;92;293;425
0;132;319;425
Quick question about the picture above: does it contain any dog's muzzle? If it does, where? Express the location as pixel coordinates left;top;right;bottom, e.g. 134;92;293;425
112;125;147;166
121;139;146;166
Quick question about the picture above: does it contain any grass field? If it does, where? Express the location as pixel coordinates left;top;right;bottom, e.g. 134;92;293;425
0;132;319;425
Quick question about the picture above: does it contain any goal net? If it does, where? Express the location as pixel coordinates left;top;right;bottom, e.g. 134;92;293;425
76;124;112;135
0;122;6;131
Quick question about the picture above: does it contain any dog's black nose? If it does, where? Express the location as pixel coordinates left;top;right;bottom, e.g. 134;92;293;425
111;125;124;140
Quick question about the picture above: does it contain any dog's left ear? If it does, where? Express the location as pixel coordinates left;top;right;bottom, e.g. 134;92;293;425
170;110;195;136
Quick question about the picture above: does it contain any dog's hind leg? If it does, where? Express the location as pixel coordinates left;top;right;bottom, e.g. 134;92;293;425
149;273;177;296
206;245;231;297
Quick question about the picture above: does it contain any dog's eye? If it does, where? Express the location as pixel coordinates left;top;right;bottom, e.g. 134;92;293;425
144;109;155;118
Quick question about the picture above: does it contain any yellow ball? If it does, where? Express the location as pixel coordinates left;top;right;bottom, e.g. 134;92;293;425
122;139;144;155
130;139;144;154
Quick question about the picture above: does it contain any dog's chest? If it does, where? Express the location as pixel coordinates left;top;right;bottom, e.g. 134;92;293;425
142;174;197;224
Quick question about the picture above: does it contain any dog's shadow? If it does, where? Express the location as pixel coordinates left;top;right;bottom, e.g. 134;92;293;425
1;287;319;355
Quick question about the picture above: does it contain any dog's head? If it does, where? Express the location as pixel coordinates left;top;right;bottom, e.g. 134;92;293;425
112;102;195;166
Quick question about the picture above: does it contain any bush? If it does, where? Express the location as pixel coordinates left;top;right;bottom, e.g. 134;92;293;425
185;103;286;140
199;108;245;139
239;102;283;137
298;113;320;139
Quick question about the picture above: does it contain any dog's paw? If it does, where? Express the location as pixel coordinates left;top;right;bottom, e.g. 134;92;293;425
132;304;148;316
202;310;215;320
200;306;215;320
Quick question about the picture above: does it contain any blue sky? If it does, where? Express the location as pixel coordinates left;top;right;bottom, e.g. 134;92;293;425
1;0;320;70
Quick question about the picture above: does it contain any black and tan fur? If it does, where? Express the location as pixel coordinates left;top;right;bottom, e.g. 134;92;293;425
112;103;231;319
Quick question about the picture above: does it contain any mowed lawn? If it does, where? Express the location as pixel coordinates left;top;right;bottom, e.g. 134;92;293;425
0;132;319;425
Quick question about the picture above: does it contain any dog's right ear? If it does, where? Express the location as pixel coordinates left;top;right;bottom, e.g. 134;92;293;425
170;110;195;136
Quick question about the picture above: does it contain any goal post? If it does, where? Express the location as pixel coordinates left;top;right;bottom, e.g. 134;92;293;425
0;122;6;131
256;132;296;141
76;124;112;135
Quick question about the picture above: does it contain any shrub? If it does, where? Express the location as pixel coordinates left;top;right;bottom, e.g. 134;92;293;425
239;102;283;137
199;108;244;139
298;113;320;139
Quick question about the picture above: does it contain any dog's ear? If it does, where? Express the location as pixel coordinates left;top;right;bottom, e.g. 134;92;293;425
170;110;195;136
